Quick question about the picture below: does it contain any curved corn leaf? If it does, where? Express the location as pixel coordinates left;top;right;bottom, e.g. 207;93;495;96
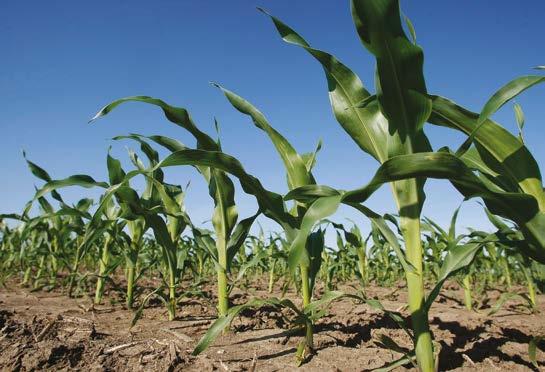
341;152;539;223
478;75;545;125
288;195;342;273
106;150;126;185
284;185;340;204
193;291;358;357
0;213;26;221
226;211;260;270
287;151;545;262
483;206;511;231
91;96;218;151
424;242;482;312
152;149;298;232
260;8;389;163
23;151;64;203
192;297;301;356
130;286;165;328
214;83;313;189
375;353;416;372
448;203;463;242
36;175;109;199
429;95;545;210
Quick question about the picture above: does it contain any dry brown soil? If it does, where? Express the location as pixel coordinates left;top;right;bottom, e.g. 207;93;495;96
0;280;544;371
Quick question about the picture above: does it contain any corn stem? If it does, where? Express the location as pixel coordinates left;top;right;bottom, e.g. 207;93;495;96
401;207;434;372
94;235;111;304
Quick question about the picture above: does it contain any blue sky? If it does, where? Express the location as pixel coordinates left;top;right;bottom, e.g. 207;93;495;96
2;0;544;240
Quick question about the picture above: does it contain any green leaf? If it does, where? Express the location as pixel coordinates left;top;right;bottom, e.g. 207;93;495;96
284;185;341;203
131;286;165;328
301;139;322;173
303;290;347;318
36;175;109;199
23;152;64;203
342;152;539;224
306;229;325;294
0;213;26;221
210;169;238;248
261;8;389;163
375;353;416;372
351;0;431;138
424;243;482;312
529;336;544;368
348;202;414;274
478;75;545;125
154;149;298;232
513;103;525;131
482;207;511;231
430;95;544;208
214;84;313;189
285;150;545;262
448;204;462;241
351;0;432;221
192;297;302;355
513;103;525;143
91;96;218;151
403;13;417;44
288;195;342;273
106;150;126;185
226;212;260;270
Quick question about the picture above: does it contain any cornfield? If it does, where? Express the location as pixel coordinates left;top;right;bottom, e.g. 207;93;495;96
1;1;544;371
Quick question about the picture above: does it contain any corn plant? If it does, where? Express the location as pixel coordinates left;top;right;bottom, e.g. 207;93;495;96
211;84;325;357
90;101;260;318
259;1;545;369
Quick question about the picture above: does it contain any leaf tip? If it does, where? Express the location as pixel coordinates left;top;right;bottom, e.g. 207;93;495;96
256;7;270;16
88;112;102;124
209;81;221;89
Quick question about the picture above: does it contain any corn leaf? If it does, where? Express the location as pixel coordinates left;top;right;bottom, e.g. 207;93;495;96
478;75;545;125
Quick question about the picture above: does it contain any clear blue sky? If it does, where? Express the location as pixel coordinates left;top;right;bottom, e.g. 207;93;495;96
2;0;544;239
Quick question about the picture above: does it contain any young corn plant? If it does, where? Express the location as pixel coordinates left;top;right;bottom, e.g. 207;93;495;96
90;103;259;318
478;207;541;311
106;149;193;319
200;85;414;364
330;221;370;286
28;147;184;319
421;206;478;309
212;84;324;358
260;5;437;367
93;197;125;304
260;2;545;369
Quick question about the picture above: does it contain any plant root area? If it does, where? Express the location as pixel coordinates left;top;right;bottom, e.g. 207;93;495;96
0;282;544;371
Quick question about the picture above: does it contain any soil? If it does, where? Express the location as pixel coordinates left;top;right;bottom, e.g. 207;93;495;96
0;280;544;371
